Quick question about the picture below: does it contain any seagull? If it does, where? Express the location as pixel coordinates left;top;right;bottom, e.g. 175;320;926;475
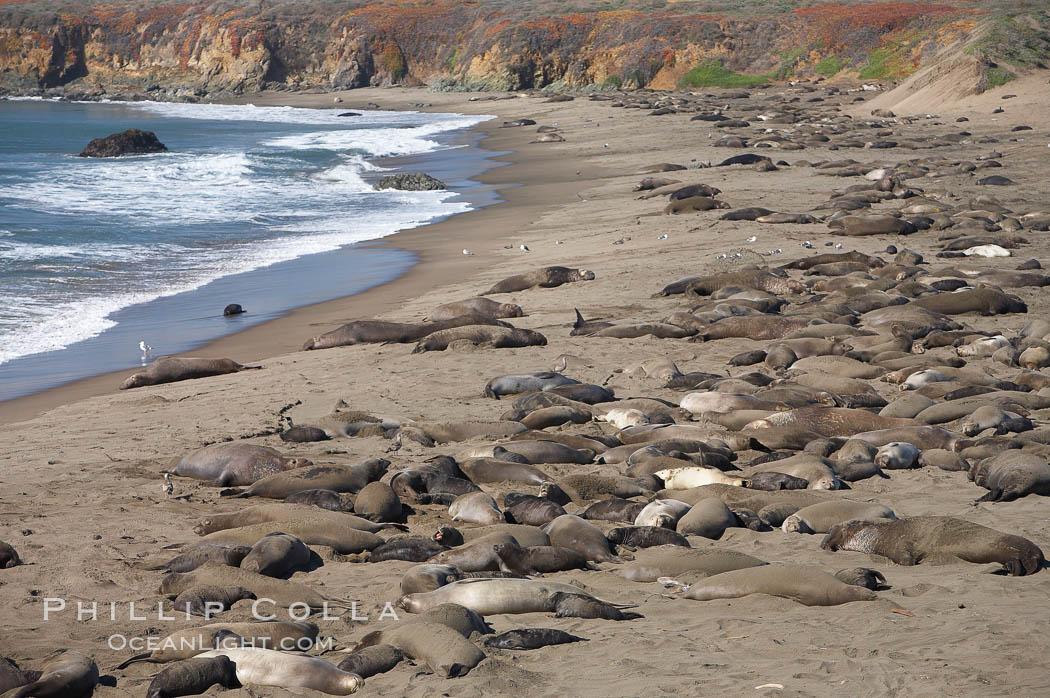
462;249;473;255
520;244;530;252
603;143;609;148
657;234;668;240
139;340;152;354
801;241;814;249
746;235;757;243
555;240;564;245
834;243;843;249
162;473;174;496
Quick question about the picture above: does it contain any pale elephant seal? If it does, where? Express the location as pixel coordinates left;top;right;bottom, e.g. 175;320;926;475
167;443;312;487
821;516;1045;575
0;541;21;568
146;655;239;698
969;451;1050;502
783;501;897;534
353;622;483;678
412;325;547;352
542;515;617;561
874;442;920;469
172;585;256;616
483;629;586;650
834;567;887;590
240;532;312;577
484;266;595;294
399;578;612;616
635;499;692;529
120;357;261;389
9;650;98;698
197;648;361;694
337;645;404;679
426;297;523;322
676;498;737;539
429;535;514;572
228;459;389;499
449;491;504;525
114;621;317;668
683;564;877;605
655;467;748;489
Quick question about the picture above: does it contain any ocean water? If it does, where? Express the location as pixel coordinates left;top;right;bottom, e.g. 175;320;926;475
0;98;498;402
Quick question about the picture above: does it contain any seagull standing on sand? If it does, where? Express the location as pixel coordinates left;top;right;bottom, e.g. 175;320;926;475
462;249;474;256
162;473;174;496
520;244;530;252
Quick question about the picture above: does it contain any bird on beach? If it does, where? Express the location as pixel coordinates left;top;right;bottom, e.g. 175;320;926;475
139;341;153;363
162;473;174;496
462;249;474;256
520;244;530;252
657;234;668;240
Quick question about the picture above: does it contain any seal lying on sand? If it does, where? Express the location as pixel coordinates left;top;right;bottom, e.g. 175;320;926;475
821;516;1044;575
167;443;311;487
682;564;877;606
120;357;260;389
9;650;98;698
302;315;510;350
412;326;547;353
484;266;595;294
425;297;523;322
968;451;1050;502
197;648;362;695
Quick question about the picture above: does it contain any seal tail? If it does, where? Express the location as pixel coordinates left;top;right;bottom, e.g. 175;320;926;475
573;308;586;330
113;653;152;670
240;365;263;370
219;488;248;498
378;523;410;532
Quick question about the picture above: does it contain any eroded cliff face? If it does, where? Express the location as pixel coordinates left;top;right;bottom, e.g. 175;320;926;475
0;1;996;97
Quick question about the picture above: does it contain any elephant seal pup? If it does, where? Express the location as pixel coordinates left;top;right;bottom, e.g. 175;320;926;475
654;467;748;489
354;482;402;522
280;425;330;442
483;629;587;650
172;585;256;616
676;498;737;539
412;325;547;352
503;493;566;526
167;443;312;487
834;567;887;590
0;541;21;568
484;371;578;398
198;648;361;694
748;471;809;490
337;645;404;679
782;501;897;534
120;357;260;389
449;492;504;525
146;655;238;698
369;537;448;563
542;515;617;561
607;526;691;548
399;577;609;615
635;499;692;529
240;533;313;577
580;498;647;522
874;442;920;469
484;266;595;294
426;297;523;322
549;592;639;620
918;449;969;471
353;622;484;678
969;451;1050;502
494;543;593;573
227;459;389;499
9;650;98;698
617;546;767;582
683;564;877;606
284;488;355;512
821;516;1045;575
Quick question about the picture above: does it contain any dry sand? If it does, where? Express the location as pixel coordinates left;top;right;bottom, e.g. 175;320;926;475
2;76;1050;696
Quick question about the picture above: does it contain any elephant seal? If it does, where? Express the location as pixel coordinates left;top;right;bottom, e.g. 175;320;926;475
240;533;313;577
835;567;887;590
617;546;767;582
197;648;361;694
227;459;389;499
821;516;1045;575
412;325;547;352
426;297;523;322
483;629;587;650
337;645;404;679
0;541;21;568
353;622;483;678
782;501;896;534
494;543;592;573
172;585;256;616
911;288;1026;316
748;471;808;490
399;578;614;616
580;498;647;522
354;482;402;522
503;493;566;526
0;658;30;695
223;303;245;316
460;458;551;485
200;519;382;555
676;498;737;539
607;526;691;548
429;535;513;572
654;467;748;489
542;515;617;561
302;315;510;350
459;440;593;464
9;650;98;698
484;371;578;398
449;492;504;525
683;564;877;605
120;357;260;389
195;502;395;536
484;266;595;294
284;489;355;511
280;425;330;443
369;537;448;563
969;451;1050;502
874;442;920;469
160;563;350;611
145;655;239;698
746;407;917;438
549;592;640;620
635;499;692;529
167;443;311;487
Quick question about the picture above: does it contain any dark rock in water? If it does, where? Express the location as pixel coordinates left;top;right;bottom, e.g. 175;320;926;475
337;112;361;117
374;172;446;191
78;129;167;157
223;304;245;316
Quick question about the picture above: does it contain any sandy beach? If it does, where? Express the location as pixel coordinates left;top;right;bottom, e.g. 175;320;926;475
3;75;1050;696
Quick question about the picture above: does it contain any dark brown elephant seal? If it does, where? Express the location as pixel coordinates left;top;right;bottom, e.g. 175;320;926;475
503;493;566;526
9;650;98;698
369;537;448;563
969;451;1050;502
483;628;586;650
337;645;404;679
0;657;31;695
911;288;1027;316
302;314;510;350
120;357;260;389
226;459;389;499
167;443;312;487
0;541;21;568
821;516;1045;575
284;488;355;511
146;655;239;698
494;543;592;574
354;482;402;522
484;266;595;294
683;565;877;606
172;585;256;616
240;532;313;577
425;297;523;322
580;498;647;522
146;543;251;573
280;425;330;443
607;526;690;548
412;326;547;352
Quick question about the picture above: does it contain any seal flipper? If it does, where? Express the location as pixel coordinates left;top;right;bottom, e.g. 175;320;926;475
113;653;151;670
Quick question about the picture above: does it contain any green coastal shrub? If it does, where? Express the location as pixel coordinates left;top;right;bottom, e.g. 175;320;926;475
814;55;843;77
677;59;767;88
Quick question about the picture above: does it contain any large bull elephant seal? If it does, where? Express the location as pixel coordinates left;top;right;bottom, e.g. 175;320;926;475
121;357;260;389
682;564;877;605
821;516;1045;575
484;266;595;294
167;443;312;487
9;650;99;698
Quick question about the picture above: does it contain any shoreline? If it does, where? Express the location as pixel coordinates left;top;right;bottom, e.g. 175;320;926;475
0;88;597;425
